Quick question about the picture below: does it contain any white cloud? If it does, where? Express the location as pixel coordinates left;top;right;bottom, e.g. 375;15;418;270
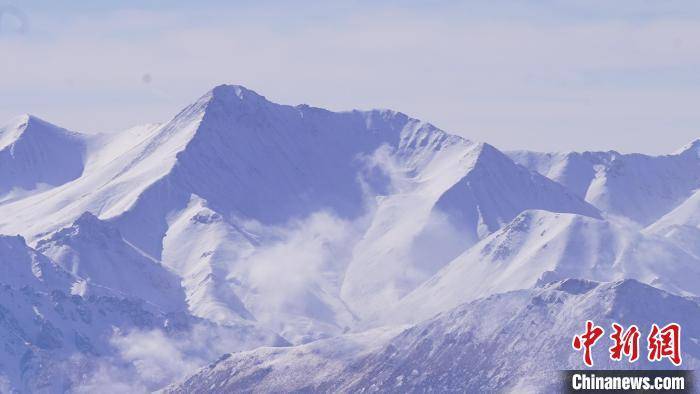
73;360;149;394
0;374;12;393
110;329;204;389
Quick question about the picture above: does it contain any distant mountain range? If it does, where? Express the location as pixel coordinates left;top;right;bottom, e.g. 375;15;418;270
1;85;698;392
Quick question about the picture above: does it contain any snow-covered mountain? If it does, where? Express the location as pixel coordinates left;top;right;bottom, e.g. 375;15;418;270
509;143;700;226
166;279;700;393
0;85;698;392
0;234;74;292
0;85;599;344
387;209;700;325
36;212;187;313
647;188;700;233
0;219;284;392
0;114;86;201
341;142;600;318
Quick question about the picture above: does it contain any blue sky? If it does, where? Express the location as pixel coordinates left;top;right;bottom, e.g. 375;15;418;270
2;1;700;153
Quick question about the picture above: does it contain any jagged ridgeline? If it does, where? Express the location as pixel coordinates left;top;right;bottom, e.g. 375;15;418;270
0;85;698;392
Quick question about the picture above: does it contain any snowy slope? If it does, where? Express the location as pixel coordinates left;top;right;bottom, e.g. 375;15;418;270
0;114;86;200
0;107;200;244
646;189;700;232
0;86;597;249
36;212;187;313
341;142;600;318
166;279;700;393
0;225;285;393
0;285;174;392
507;150;614;198
112;86;489;261
161;196;258;324
509;142;700;225
162;195;362;344
0;85;599;345
154;86;596;336
387;209;700;325
643;187;700;268
163;326;405;394
0;234;75;292
0;84;698;392
0;284;284;393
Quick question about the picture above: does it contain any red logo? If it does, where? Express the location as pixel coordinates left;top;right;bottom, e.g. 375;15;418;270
647;323;682;366
573;321;682;367
572;320;605;367
609;323;640;362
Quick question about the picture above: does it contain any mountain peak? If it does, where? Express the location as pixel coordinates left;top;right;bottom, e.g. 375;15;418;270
14;113;32;125
9;113;59;130
211;84;259;97
0;114;32;149
676;138;700;157
1;114;78;148
0;114;86;196
74;211;103;227
165;84;274;128
544;278;600;295
70;212;123;241
208;84;268;107
160;85;271;132
36;212;120;250
472;142;504;163
19;113;42;125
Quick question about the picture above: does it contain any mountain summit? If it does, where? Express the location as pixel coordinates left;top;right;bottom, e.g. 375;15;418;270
0;85;599;340
0;85;697;392
0;114;86;197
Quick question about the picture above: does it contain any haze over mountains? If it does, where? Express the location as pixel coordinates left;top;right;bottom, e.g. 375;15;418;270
0;85;698;392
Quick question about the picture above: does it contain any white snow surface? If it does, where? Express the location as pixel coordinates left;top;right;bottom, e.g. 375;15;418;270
386;209;700;325
509;146;700;226
166;279;700;393
0;84;698;392
0;114;86;199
